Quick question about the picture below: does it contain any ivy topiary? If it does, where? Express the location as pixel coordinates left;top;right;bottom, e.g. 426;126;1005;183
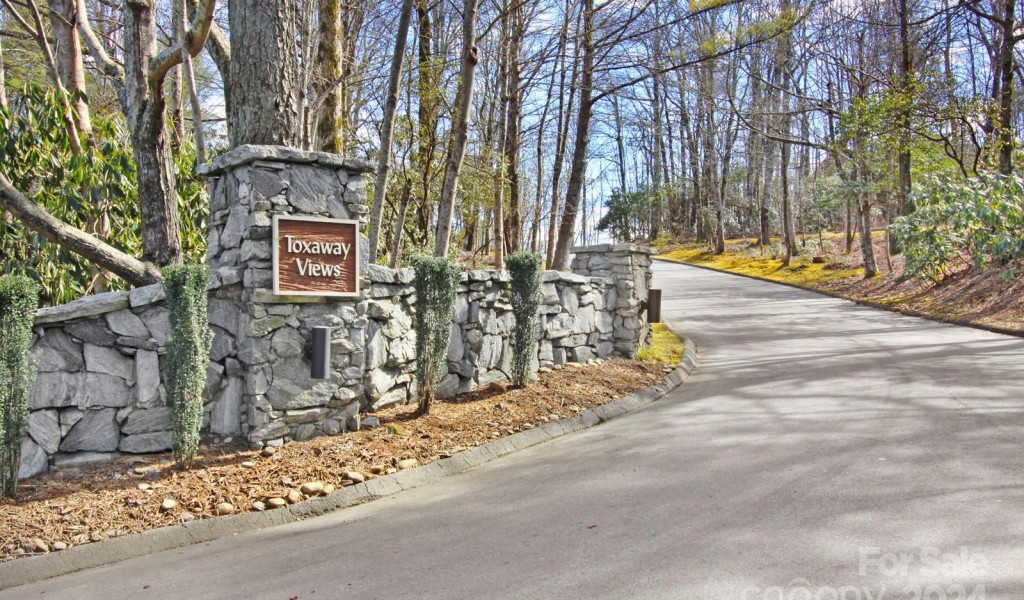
506;252;544;387
163;266;213;469
0;275;39;497
412;256;461;415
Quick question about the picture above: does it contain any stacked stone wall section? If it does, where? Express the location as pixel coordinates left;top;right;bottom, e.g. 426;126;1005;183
21;146;653;476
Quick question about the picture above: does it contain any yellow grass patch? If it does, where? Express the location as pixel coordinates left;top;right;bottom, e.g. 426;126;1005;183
658;247;863;286
637;323;685;364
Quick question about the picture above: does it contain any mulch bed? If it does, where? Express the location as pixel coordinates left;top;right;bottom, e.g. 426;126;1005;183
1;358;669;562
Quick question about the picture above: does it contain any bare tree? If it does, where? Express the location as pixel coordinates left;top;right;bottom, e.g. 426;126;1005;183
368;0;413;263
434;0;481;257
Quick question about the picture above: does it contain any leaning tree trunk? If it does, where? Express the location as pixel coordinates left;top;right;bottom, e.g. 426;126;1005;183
434;0;481;257
551;0;594;271
368;0;413;263
228;0;302;147
0;173;163;284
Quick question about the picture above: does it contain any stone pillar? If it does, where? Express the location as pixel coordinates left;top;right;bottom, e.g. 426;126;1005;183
199;145;373;447
570;244;654;358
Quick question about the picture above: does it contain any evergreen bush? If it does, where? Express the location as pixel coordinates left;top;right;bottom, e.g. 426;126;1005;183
506;252;543;387
163;265;213;469
0;275;39;497
891;173;1024;281
412;256;461;415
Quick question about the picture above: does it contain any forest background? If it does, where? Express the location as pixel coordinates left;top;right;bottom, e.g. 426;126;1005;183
1;0;1021;306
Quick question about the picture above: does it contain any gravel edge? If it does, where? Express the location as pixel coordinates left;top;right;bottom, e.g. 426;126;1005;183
0;338;699;591
655;256;1024;339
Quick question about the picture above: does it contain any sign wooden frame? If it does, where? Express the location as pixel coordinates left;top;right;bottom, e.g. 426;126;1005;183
272;215;361;297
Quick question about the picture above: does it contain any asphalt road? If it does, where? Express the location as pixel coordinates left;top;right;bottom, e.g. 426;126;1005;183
4;261;1024;600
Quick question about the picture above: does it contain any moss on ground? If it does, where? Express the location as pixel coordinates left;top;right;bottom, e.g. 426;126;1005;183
637;323;685;364
658;248;863;286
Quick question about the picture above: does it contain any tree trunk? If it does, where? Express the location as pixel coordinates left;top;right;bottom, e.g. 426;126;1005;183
316;0;343;153
996;0;1016;174
551;0;593;271
0;35;7;110
613;93;627;192
388;179;412;268
49;0;92;142
169;0;185;147
545;0;574;266
433;0;480;257
492;14;509;269
858;192;877;277
502;2;524;255
228;0;302;147
651;73;664;241
368;0;413;263
413;0;438;242
124;0;182;266
179;0;206;164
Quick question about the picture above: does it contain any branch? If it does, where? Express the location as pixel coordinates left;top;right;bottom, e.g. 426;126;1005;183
149;0;216;87
76;0;125;82
205;19;231;73
1;0;60;85
0;172;162;286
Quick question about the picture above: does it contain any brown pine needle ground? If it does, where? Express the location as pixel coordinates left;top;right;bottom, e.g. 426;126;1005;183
1;356;674;562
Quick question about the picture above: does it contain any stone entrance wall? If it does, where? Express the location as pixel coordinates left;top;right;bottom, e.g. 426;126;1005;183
363;267;619;410
21;145;653;476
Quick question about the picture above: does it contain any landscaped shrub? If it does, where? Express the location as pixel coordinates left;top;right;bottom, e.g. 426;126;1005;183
0;85;208;306
506;251;543;387
892;173;1024;281
412;256;461;415
0;275;39;497
163;266;213;469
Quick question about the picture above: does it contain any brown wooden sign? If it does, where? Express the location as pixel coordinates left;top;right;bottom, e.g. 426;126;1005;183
272;216;360;297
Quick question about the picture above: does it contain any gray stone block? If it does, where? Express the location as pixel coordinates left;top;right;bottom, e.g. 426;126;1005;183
65;318;117;346
267;378;336;410
60;408;119;452
288;164;339;214
52;451;120;467
135;350;162;408
33;291;129;325
84;344;135;383
139;307;170;345
28;410;61;454
211;378;243;435
121;406;172;435
128;284;166;308
119;431;173;453
30;329;83;372
436;374;460;399
29;372;130;409
18;438;48;479
271;328;304;358
105;309;150;339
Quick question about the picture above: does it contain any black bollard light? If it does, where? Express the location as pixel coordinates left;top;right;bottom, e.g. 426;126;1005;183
311;326;331;380
648;289;662;324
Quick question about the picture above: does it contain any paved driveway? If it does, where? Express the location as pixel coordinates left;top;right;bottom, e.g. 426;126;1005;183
4;261;1023;599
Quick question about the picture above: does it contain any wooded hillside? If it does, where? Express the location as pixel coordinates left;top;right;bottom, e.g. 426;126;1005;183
1;0;1021;303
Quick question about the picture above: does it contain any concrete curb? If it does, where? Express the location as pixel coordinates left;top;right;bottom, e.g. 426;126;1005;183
655;256;1024;339
0;339;699;591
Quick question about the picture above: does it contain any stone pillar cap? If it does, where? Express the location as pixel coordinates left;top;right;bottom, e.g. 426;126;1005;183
570;243;655;254
197;145;375;176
